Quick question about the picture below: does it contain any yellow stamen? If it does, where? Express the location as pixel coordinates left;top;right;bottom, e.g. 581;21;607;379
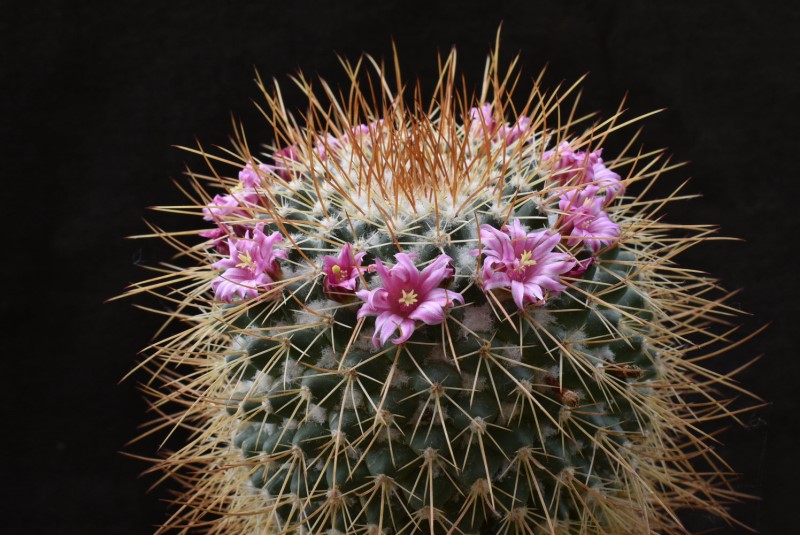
236;251;255;269
398;289;419;307
518;250;538;269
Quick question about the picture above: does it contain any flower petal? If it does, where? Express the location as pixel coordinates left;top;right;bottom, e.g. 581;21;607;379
511;280;527;309
391;319;417;345
408;301;445;324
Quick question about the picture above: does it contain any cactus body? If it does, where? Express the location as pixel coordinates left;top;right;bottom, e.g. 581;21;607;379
129;48;755;534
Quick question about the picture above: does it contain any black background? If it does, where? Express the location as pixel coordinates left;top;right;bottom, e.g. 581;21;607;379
3;1;798;533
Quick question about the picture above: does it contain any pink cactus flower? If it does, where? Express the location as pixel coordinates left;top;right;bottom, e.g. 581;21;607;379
202;188;260;222
498;116;532;145
543;142;624;203
351;119;384;138
543;141;601;184
351;124;372;136
356;253;464;347
238;162;274;189
468;103;498;138
201;166;266;233
211;225;287;303
563;256;595;279
558;185;621;253
321;243;367;299
199;225;230;255
476;219;576;309
200;223;256;255
202;194;243;221
272;145;299;181
200;226;228;241
313;134;342;160
592;161;625;203
314;124;387;160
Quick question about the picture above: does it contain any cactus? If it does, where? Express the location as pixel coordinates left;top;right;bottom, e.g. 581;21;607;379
127;46;758;534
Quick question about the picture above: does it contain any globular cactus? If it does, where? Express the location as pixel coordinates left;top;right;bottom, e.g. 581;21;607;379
127;47;758;534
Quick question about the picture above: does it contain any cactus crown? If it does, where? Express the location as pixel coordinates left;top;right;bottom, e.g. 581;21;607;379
126;45;757;534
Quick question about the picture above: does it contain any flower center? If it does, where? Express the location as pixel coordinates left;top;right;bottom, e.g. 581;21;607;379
331;264;347;282
517;250;538;270
398;289;419;307
236;251;256;270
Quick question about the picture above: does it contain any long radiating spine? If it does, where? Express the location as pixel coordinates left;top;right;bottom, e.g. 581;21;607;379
124;45;758;534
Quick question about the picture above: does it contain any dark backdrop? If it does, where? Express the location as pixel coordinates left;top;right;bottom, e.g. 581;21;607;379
3;1;798;533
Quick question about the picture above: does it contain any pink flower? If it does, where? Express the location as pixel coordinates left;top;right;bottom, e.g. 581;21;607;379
199;225;230;255
563;256;595;279
201;164;267;243
238;162;274;189
468;103;498;138
313;123;387;160
202;189;260;222
272;145;299;181
497;116;532;145
321;243;367;300
543;142;624;203
356;254;464;347
543;141;601;184
592;161;625;203
202;194;243;221
313;135;337;160
558;186;621;254
351;124;372;136
346;120;386;151
475;219;576;309
211;225;287;303
350;119;384;138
